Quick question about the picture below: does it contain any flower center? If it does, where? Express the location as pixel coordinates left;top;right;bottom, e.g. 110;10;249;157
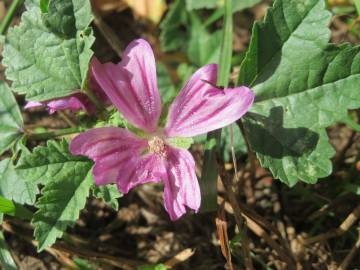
148;136;166;158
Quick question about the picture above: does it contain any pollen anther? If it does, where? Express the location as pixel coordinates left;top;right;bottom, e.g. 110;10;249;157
148;136;166;157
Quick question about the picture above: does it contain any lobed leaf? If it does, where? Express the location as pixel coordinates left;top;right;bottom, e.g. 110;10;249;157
92;184;122;211
0;159;38;205
15;140;93;250
0;82;23;156
16;140;92;185
32;168;93;251
2;0;95;101
239;0;360;185
0;231;18;270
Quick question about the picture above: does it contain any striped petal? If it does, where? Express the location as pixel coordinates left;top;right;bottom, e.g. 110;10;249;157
46;96;88;114
70;128;163;191
24;94;95;114
91;39;162;133
165;64;255;137
24;101;43;109
162;147;200;221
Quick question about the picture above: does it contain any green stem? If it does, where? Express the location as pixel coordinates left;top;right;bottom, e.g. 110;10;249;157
355;0;360;16
0;0;24;35
200;0;233;213
26;127;85;141
238;120;256;179
84;87;104;111
204;7;225;27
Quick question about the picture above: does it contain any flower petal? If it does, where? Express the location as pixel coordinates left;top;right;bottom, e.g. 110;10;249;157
89;57;111;106
47;96;86;114
24;101;43;109
91;39;162;133
162;147;200;221
25;94;96;114
165;64;255;137
117;153;166;193
70;127;164;192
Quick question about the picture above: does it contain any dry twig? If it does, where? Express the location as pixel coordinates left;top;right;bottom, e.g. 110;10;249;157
221;176;256;269
337;228;360;270
217;196;296;268
2;221;143;270
164;248;195;269
226;125;254;270
216;202;233;270
304;204;360;245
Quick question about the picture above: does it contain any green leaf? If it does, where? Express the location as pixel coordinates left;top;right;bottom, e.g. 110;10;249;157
220;124;246;162
137;264;167;270
232;0;262;12
0;82;23;156
342;114;360;132
167;137;194;149
0;195;32;220
245;116;334;185
92;184;122;211
354;0;360;15
16;140;92;185
344;183;360;196
40;0;49;13
73;257;97;270
159;0;189;52
95;110;128;129
186;0;261;12
195;124;246;162
200;0;233;212
0;197;15;216
187;14;222;66
239;0;360;185
17;140;93;250
0;159;38;205
185;0;217;10
0;231;18;270
32;167;93;251
157;63;177;104
177;63;197;87
42;0;92;37
2;0;95;101
217;0;233;87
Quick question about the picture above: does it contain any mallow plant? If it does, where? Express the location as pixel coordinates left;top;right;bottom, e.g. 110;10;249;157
0;0;359;260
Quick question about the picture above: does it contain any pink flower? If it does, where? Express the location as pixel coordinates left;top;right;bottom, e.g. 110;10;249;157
24;95;92;114
24;58;110;114
70;39;255;220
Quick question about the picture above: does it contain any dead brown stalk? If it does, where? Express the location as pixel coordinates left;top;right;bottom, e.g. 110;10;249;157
304;204;360;245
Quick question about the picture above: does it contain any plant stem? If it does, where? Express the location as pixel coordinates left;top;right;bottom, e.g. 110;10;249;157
238;120;256;179
92;8;124;57
84;87;104;111
26;127;85;141
200;0;233;213
0;0;24;35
